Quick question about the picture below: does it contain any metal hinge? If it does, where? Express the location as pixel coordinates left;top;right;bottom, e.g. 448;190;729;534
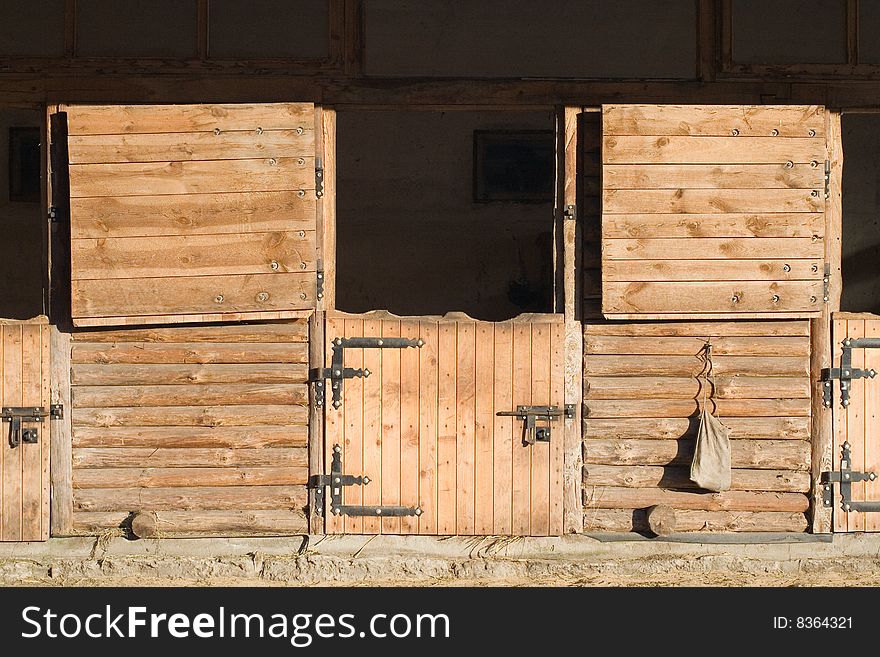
563;204;576;221
821;336;880;408
309;444;422;517
316;265;324;302
310;336;423;408
496;404;576;445
2;404;63;448
824;159;831;199
823;263;830;304
315;157;324;198
822;442;880;512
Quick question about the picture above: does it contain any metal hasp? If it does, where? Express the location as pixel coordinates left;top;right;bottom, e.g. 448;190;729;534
820;336;880;408
496;404;576;445
2;405;63;448
822;442;880;512
315;157;324;198
309;336;424;409
309;444;423;518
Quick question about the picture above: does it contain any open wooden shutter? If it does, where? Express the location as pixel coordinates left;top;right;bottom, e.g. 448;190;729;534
64;103;320;327
601;105;826;319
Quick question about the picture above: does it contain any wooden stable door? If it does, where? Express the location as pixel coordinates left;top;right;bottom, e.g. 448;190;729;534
322;314;565;536
0;319;51;541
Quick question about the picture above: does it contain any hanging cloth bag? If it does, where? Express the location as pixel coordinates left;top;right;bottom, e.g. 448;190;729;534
690;340;732;492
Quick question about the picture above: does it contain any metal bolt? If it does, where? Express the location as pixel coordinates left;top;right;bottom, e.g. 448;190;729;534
364;369;371;377
811;160;819;168
300;292;307;300
332;507;341;515
810;296;818;303
770;129;779;136
300;261;307;270
377;339;384;346
811;234;819;242
334;477;340;484
317;272;324;279
256;292;269;302
811;190;819;197
376;508;382;515
416;339;424;347
785;160;794;169
808;129;817;137
299;230;306;238
213;128;221;135
268;158;277;166
415;507;423;516
214;294;224;303
363;476;371;485
298;190;306;198
824;381;831;387
870;472;878;481
334;370;341;376
255;127;263;134
825;485;831;491
297;157;305;165
334;338;343;346
270;260;279;271
843;399;850;407
812;264;819;273
731;128;739;136
333;445;341;454
771;294;780;303
844;473;851;480
783;264;791;272
296;126;304;135
844;370;850;376
844;338;852;346
731;294;740;304
845;504;852;512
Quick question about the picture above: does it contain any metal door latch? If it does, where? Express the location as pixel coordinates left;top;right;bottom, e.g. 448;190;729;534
820;336;880;408
496;404;575;445
822;442;880;512
2;405;63;448
310;336;423;409
308;444;422;518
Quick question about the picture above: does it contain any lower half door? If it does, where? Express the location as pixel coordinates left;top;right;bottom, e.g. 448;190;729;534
323;313;565;536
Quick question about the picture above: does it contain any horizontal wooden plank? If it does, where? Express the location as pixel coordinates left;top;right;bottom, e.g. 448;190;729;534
74;310;312;328
603;259;822;282
583;464;810;493
73;485;308;511
602;136;825;164
583;438;810;471
602;213;825;239
71;510;308;536
603;189;823;214
69;130;314;164
602;105;824;138
66;103;315;135
583;486;809;512
72;466;307;488
603;281;823;315
71;321;308;343
70;158;313;197
583;417;810;441
71;231;316;280
72;272;316;319
603;237;823;260
585;376;810;400
72;342;308;364
583;508;808;533
72;363;308;386
584;320;810;337
71;192;316;239
73;383;308;407
603;164;823;189
73;447;306;469
72;425;307;448
72;405;307;427
584;398;810;418
584;335;809;356
584;355;808;377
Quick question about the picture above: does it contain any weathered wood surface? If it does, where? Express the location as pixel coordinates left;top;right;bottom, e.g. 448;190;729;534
583;508;808;533
602;105;824;137
87;509;308;538
645;504;676;536
585;464;809;493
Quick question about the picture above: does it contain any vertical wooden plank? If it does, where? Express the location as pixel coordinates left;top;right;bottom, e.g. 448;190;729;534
847;0;859;66
2;326;23;541
474;323;495;535
343;319;364;534
320;108;337;311
418;321;439;534
361;319;382;533
20;324;43;541
380;320;401;534
530;324;551;536
832;317;848;533
698;0;718;82
549;321;566;535
196;0;209;60
512;323;532;535
866;320;880;531
39;326;50;540
456;322;476;535
342;0;365;76
848;320;867;532
437;322;457;535
399;320;421;534
308;311;325;533
493;323;513;535
49;327;72;537
324;315;344;534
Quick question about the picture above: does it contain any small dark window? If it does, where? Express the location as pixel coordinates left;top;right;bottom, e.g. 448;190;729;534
9;127;41;203
473;130;554;202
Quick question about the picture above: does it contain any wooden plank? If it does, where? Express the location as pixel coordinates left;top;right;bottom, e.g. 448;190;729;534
73;509;308;536
360;318;382;534
71;192;316;239
72;363;308;385
72;342;308;364
584;417;810;441
585;398;810;418
867;320;880;531
73;485;307;511
379;319;401;534
399;320;420;534
321;107;337;310
436;322;457;535
602;136;825;164
603;189;823;214
492;323;513;535
551;321;566;535
50;327;73;537
20;324;45;540
71;231;316;280
73;383;307;407
584;464;810;493
585;321;810;337
73;272;316;319
833;317;848;532
848;320;867;531
583;508;808;533
308;311;323;533
603;238;822;260
529;324;551;535
70;158;314;197
474;323;494;535
583;439;810;471
585;376;810;400
66;103;315;135
603;164;823;189
417;320;439;535
603;281;823;314
511;323;532;535
456;322;476;535
602;213;825;239
72;425;307;448
323;315;343;534
585;335;809;356
73;310;312;328
71;321;308;343
584;354;808;377
602;105;825;137
583;486;809;512
69;130;314;164
72;405;307;427
603;259;822;282
73;466;307;488
72;447;306;469
342;319;363;534
1;326;23;541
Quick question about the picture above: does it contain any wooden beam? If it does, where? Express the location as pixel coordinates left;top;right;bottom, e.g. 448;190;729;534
197;0;209;60
308;311;325;533
49;327;73;536
320;107;337;310
697;0;718;82
63;0;76;59
847;0;859;66
342;0;365;76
